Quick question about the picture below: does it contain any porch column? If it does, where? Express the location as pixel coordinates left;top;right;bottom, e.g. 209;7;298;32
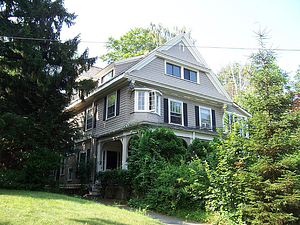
121;136;128;169
96;141;102;172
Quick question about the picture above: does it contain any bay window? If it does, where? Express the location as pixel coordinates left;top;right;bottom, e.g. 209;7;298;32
135;89;161;114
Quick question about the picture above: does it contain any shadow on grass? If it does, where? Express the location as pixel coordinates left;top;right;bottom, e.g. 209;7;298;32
71;218;128;225
0;189;97;205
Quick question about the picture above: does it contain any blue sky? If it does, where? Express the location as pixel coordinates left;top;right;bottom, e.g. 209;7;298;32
61;0;300;77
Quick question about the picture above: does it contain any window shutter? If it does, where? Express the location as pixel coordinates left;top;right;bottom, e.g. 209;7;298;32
212;109;216;131
163;98;169;123
93;104;97;128
84;110;87;131
195;106;199;128
116;89;120;116
183;103;188;126
103;96;107;121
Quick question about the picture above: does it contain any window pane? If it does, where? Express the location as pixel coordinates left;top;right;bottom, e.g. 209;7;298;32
184;69;190;80
86;108;93;129
190;71;197;82
184;69;197;82
108;93;116;107
138;92;145;110
149;92;155;111
170;101;182;124
107;93;116;118
107;105;115;118
166;63;173;75
200;108;211;128
173;65;181;77
156;95;160;114
167;63;180;77
102;71;113;83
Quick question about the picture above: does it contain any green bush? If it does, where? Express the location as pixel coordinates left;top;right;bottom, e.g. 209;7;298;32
96;169;132;199
127;127;209;214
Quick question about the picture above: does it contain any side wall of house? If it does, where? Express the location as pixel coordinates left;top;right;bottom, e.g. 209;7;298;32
94;85;132;137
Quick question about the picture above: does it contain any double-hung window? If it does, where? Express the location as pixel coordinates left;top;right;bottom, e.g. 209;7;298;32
85;108;93;130
200;107;212;129
184;68;197;82
135;90;161;114
195;106;216;131
137;92;145;110
166;62;199;83
103;90;120;121
169;100;183;125
166;63;181;78
107;92;116;119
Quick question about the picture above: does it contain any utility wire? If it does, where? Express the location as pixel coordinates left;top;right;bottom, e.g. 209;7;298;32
1;35;300;52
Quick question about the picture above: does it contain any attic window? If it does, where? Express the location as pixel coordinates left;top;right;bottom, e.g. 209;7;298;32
166;63;181;78
179;43;184;52
101;70;113;83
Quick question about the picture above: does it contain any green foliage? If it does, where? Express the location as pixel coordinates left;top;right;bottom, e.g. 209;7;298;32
0;0;95;190
96;169;132;199
217;62;252;103
128;127;187;197
188;137;216;160
100;28;155;63
240;29;300;225
128;127;210;215
76;79;98;101
100;24;196;64
204;124;248;223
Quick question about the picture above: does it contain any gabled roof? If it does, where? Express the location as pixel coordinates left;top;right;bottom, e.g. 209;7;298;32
123;33;233;102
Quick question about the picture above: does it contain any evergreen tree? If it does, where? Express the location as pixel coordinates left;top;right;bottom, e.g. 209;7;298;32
241;30;300;224
0;0;95;189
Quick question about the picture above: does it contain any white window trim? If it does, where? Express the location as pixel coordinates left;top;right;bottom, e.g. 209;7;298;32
224;112;248;137
106;91;117;120
169;99;184;126
179;43;185;52
101;70;114;84
85;107;93;131
199;106;212;130
101;150;120;171
60;158;65;175
79;151;87;164
165;61;199;84
67;167;72;181
134;88;162;115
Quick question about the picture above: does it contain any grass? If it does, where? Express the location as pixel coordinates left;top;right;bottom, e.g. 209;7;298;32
0;189;163;225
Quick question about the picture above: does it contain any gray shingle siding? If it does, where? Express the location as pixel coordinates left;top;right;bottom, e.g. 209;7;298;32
161;41;200;65
115;59;142;76
130;57;228;101
94;85;132;137
161;94;224;130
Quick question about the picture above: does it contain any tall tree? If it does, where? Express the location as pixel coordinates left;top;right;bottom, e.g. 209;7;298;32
217;62;252;103
100;23;195;64
99;27;155;64
241;29;300;224
0;0;95;190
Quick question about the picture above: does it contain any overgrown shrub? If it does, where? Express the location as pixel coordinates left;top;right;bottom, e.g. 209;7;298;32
96;169;132;199
127;127;209;214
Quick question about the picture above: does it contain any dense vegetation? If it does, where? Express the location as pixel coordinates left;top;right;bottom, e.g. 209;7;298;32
0;0;95;189
1;1;299;224
97;31;300;224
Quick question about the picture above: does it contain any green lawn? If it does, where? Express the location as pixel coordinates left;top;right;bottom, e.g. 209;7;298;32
0;189;163;225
